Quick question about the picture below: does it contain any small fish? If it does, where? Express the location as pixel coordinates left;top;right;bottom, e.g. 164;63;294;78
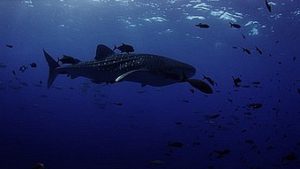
40;94;48;98
232;46;238;49
297;88;300;94
265;0;272;13
195;23;210;28
205;113;220;120
229;22;241;29
214;149;231;158
186;79;213;94
255;47;263;55
232;77;242;87
252;81;261;85
30;62;37;68
241;33;246;39
32;163;45;169
168;141;184;148
19;65;27;72
113;102;123;106
242;48;251;55
113;43;134;54
293;56;296;62
245;139;255;145
247;103;263;109
6;44;13;48
12;70;16;76
150;160;165;165
175;121;182;125
282;152;297;161
58;55;81;64
182;99;190;103
203;75;216;86
241;129;247;133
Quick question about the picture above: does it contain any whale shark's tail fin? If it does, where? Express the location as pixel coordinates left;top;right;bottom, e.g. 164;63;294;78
44;49;60;88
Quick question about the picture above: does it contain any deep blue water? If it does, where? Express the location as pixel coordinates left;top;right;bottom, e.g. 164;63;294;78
1;0;300;169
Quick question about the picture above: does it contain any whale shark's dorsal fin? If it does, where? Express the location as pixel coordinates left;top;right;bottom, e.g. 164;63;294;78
95;44;115;60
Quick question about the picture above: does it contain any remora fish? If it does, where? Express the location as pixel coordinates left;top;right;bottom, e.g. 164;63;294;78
44;44;213;94
113;43;134;54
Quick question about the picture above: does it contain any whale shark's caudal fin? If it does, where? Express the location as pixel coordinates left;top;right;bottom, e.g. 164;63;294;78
44;49;60;88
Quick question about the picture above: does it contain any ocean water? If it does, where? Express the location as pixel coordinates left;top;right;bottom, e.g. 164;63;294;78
0;0;300;169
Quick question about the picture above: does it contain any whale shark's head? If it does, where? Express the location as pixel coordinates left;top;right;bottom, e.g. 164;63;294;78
178;62;196;79
115;54;197;87
160;58;196;81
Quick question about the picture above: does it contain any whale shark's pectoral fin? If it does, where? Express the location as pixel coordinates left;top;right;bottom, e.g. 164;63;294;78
115;69;149;82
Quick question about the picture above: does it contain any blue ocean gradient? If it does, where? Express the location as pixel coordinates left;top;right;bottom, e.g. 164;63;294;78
0;0;300;169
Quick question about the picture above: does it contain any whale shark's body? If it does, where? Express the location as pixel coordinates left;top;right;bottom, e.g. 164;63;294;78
44;44;213;94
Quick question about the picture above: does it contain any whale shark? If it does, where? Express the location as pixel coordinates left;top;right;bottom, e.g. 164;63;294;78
44;44;213;94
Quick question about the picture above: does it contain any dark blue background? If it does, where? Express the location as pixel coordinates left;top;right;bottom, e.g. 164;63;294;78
0;0;299;169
